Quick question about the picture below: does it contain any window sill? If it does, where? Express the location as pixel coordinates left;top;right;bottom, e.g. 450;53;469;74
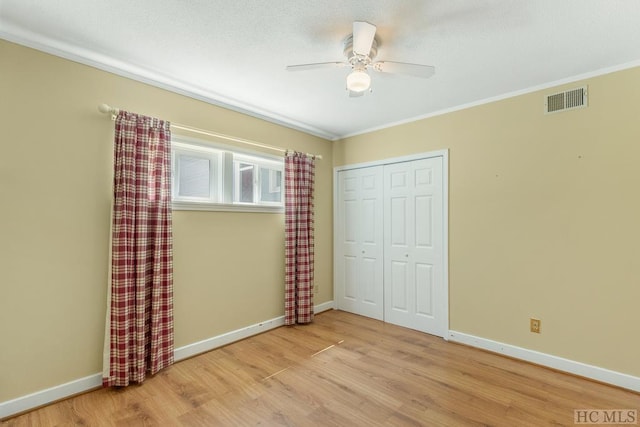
172;201;284;214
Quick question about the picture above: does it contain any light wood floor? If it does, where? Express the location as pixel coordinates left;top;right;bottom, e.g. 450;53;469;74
3;310;638;426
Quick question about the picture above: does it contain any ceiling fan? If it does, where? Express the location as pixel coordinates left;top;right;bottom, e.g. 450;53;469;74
286;21;435;97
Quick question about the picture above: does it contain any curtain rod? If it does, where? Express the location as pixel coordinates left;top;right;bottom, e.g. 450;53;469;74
98;104;322;160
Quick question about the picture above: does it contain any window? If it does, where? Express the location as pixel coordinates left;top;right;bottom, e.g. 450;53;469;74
172;142;220;203
233;155;283;205
171;138;284;212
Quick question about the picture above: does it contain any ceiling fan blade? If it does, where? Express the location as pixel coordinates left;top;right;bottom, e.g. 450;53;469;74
286;62;348;72
352;21;376;56
373;61;435;79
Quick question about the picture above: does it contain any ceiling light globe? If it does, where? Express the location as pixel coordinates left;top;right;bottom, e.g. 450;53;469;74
347;70;371;92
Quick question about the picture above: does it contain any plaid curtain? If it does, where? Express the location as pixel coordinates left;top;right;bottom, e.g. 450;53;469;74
284;151;315;325
103;111;174;387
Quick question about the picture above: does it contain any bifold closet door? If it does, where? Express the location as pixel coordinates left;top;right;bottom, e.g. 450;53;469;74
335;166;384;320
383;157;444;336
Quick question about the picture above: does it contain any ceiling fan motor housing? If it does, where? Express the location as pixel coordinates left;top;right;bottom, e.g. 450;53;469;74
343;34;378;66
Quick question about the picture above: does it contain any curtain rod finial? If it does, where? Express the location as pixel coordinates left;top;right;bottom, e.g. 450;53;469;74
99;104;119;120
98;104;119;116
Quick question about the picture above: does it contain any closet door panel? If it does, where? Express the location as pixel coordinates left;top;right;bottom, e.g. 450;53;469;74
415;263;433;316
384;157;444;335
336;166;384;320
390;260;409;312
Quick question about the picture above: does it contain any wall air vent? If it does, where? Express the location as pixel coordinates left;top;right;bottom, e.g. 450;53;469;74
544;86;588;114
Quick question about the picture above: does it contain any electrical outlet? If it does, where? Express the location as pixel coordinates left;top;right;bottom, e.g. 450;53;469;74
530;318;541;334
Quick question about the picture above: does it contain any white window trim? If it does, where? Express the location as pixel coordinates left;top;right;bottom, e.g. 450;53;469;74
172;201;283;213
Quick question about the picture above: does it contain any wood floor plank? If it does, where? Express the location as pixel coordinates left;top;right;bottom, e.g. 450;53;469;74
2;310;638;426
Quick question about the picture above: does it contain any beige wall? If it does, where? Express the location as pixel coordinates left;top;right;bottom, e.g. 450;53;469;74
334;67;640;377
0;40;333;402
2;36;638;405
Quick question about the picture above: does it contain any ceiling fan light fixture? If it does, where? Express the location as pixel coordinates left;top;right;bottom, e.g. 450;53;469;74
286;20;435;95
346;69;371;92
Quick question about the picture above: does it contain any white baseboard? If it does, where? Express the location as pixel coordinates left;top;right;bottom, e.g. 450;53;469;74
0;301;335;420
175;300;335;361
174;315;285;361
314;300;335;315
0;374;103;420
448;330;640;393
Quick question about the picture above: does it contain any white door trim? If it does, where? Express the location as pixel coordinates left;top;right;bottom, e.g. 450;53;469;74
333;149;449;338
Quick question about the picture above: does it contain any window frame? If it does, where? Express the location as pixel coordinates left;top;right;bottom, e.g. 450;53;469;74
232;154;284;207
172;142;221;204
171;136;285;213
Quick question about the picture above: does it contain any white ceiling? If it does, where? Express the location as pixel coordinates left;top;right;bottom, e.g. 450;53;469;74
2;0;640;140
